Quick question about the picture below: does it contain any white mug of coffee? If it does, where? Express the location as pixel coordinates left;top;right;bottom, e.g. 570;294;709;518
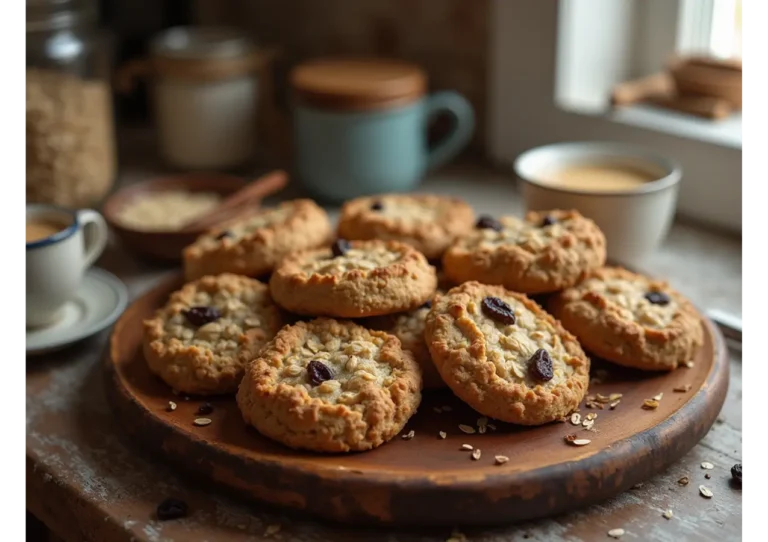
26;204;109;328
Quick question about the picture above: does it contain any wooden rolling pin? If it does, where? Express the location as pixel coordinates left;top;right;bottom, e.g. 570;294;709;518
646;95;732;120
611;72;674;107
182;170;288;232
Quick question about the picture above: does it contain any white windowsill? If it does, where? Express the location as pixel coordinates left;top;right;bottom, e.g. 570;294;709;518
558;100;742;150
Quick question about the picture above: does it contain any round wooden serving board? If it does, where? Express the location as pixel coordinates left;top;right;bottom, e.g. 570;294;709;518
106;275;729;527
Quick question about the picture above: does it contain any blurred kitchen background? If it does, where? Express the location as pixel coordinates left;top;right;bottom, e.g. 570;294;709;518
27;0;742;232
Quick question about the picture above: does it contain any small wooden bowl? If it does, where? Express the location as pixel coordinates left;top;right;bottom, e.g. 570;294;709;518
103;173;248;262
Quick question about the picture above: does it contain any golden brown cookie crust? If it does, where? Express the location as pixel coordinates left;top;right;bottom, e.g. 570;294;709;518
143;274;284;395
548;267;703;371
424;281;590;425
337;194;475;260
442;209;606;294
269;240;437;318
183;199;332;281
236;318;422;452
364;291;445;389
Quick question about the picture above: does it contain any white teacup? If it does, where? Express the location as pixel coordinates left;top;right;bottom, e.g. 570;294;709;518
514;142;682;268
26;204;109;328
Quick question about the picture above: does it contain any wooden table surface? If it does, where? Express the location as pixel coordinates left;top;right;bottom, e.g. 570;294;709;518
26;158;742;542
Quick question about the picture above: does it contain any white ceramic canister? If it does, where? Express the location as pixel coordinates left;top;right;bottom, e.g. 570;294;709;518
147;27;260;170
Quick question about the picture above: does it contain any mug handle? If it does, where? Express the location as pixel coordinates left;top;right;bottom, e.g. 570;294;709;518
77;209;109;269
425;91;475;171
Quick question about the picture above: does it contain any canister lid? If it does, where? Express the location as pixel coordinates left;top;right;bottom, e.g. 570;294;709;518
291;57;427;111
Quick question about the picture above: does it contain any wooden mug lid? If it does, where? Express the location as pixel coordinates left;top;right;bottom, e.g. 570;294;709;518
291;57;427;111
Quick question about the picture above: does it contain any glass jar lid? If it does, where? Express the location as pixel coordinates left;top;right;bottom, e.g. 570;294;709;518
151;27;255;61
27;0;96;32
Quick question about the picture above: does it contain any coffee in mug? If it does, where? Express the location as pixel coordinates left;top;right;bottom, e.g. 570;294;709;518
26;204;109;328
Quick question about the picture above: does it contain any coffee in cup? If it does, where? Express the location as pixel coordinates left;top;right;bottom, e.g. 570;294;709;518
26;205;109;328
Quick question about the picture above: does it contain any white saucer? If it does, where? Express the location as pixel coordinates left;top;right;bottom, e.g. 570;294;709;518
27;268;129;356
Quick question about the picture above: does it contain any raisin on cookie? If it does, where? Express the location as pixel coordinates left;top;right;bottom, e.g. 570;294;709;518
424;281;590;425
236;318;422;452
442;210;606;294
365;292;445;390
183;199;332;281
337;194;475;260
269;239;437;318
143;274;284;395
548;267;703;371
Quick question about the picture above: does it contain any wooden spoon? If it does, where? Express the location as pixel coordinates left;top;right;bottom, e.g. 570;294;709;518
182;170;288;232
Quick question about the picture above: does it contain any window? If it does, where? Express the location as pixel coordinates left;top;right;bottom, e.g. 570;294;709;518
488;1;741;232
678;0;742;59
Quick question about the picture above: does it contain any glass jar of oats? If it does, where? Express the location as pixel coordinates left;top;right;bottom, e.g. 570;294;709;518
26;0;116;208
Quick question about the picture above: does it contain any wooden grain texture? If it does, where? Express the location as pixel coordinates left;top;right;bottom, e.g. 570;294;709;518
104;274;729;527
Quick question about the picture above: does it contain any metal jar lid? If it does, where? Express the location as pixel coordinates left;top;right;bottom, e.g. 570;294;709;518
151;27;255;60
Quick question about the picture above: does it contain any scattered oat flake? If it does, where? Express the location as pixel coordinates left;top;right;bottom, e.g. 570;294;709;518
595;393;611;403
685;360;695;368
701;461;714;470
459;424;476;434
653;392;664;401
495;455;509;465
167;401;177;412
609;393;623;401
608;528;625;538
461;444;473;451
488;423;497;430
570;413;582;425
663;509;673;519
402;430;415;440
678;476;690;486
478;425;487;434
642;399;659;410
264;524;281;536
193;417;212;426
699;485;713;498
471;448;482;460
610;400;620;409
582;419;594;429
567;438;591;446
585;412;597;421
438;431;447;439
674;384;692;393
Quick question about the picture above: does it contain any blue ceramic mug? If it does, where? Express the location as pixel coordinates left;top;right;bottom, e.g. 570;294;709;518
294;91;475;201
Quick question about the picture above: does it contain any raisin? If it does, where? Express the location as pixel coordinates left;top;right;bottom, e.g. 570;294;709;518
644;291;671;306
215;230;233;240
370;200;384;211
481;296;516;325
183;306;221;327
421;299;432;310
731;463;742;484
196;403;213;415
157;498;188;520
307;360;334;386
528;348;554;382
475;215;502;231
332;239;351;257
541;215;557;227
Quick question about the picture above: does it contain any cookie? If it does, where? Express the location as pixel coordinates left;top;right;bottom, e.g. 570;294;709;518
365;293;445;390
183;199;332;281
269;239;437;318
337;194;475;260
442;209;606;294
424;281;590;425
143;274;284;395
548;267;703;371
236;318;422;452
